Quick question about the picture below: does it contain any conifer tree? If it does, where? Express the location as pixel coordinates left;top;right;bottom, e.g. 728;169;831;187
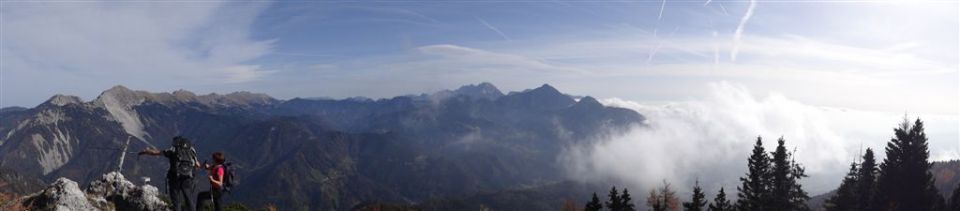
608;186;623;211
949;184;960;211
585;192;603;211
825;163;859;211
707;188;732;211
873;118;943;211
683;180;707;211
737;137;771;211
855;148;877;211
788;145;810;210
770;137;794;210
622;188;636;211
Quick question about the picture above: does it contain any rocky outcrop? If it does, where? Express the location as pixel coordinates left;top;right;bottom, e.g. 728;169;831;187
21;172;168;211
21;178;95;211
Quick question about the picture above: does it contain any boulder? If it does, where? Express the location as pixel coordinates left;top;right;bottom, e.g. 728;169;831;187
22;178;95;211
21;172;168;211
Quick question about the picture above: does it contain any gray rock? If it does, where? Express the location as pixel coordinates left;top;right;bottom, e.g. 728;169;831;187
86;171;168;211
22;172;168;211
22;178;96;211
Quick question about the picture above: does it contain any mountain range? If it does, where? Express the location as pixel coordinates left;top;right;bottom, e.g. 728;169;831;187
0;83;643;210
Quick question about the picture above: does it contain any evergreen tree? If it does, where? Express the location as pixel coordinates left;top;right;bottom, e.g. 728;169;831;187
788;146;810;210
585;192;603;211
769;137;794;210
855;148;877;211
683;180;707;211
825;163;859;211
622;188;636;211
707;188;732;211
950;184;960;211
873;118;943;211
737;137;771;211
608;186;623;211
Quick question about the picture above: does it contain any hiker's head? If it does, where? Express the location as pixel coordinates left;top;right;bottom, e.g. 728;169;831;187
213;152;225;164
172;136;189;147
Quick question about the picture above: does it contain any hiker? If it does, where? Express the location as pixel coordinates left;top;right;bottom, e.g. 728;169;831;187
139;136;200;211
197;152;227;211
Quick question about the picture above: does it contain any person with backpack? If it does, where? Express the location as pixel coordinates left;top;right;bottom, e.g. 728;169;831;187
196;152;227;211
139;136;200;211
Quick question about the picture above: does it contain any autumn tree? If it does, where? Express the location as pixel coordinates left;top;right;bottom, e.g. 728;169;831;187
648;181;680;211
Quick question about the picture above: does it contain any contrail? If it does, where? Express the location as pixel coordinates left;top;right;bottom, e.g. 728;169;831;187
730;0;756;61
704;0;712;6
658;0;667;20
717;2;730;16
475;16;512;41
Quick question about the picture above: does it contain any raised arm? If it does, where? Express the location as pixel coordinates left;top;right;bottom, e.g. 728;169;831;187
138;148;162;156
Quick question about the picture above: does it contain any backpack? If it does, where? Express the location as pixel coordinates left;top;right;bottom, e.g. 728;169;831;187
221;162;237;193
173;137;198;179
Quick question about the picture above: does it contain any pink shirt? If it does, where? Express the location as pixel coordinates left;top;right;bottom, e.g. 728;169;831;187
210;165;224;189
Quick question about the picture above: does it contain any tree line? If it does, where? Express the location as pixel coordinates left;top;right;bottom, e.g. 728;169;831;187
582;118;959;211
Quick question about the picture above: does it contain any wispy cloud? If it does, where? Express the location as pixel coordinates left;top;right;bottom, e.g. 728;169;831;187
475;16;512;41
731;0;757;61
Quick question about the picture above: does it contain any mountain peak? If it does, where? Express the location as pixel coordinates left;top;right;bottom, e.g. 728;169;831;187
104;85;134;95
95;85;147;108
530;84;561;95
43;94;83;107
499;83;575;110
453;82;504;100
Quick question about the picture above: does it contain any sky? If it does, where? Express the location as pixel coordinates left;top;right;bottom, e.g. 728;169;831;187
1;0;958;194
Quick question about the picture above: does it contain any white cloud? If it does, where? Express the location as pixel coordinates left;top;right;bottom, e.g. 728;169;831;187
1;1;274;106
561;81;959;195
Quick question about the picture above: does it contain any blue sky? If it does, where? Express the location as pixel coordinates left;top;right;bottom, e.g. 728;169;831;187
1;0;957;114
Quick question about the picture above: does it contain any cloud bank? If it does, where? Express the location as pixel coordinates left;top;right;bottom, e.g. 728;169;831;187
562;81;959;195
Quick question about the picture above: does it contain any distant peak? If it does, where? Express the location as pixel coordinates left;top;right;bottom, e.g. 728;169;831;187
43;94;83;106
578;96;600;104
529;83;561;95
105;85;133;94
574;96;603;109
451;82;504;100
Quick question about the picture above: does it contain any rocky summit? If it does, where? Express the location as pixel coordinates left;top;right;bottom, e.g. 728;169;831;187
16;171;167;211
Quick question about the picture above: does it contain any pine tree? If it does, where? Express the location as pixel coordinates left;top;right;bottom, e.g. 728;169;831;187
788;146;810;210
608;186;623;211
737;136;771;211
855;148;877;211
949;184;960;211
707;187;732;211
683;180;707;211
873;118;943;211
585;192;603;211
622;188;636;211
769;137;794;210
825;163;859;211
